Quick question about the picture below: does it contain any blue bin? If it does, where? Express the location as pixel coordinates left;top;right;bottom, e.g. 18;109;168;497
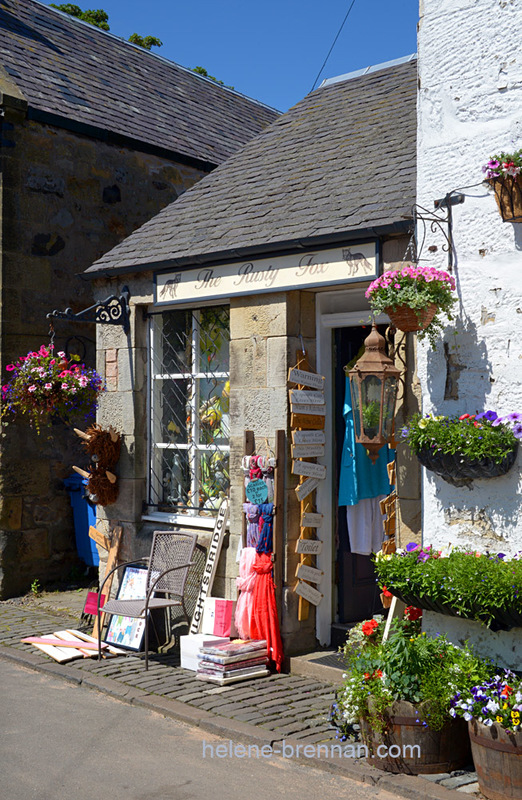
63;473;99;567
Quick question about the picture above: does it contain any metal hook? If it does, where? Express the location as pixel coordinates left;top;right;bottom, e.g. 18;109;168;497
299;334;306;355
48;322;56;350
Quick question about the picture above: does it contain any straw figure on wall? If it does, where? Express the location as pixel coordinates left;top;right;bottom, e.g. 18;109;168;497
72;424;121;505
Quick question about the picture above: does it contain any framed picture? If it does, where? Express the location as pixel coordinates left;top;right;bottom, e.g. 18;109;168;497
104;565;149;651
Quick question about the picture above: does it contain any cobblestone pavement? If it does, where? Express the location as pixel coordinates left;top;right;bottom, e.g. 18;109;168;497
0;599;481;800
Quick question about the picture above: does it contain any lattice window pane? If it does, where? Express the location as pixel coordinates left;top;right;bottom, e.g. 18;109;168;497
149;306;230;516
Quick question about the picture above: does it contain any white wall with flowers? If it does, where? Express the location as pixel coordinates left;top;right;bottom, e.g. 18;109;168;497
414;0;522;555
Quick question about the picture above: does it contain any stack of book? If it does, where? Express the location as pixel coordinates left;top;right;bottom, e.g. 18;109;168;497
196;639;269;685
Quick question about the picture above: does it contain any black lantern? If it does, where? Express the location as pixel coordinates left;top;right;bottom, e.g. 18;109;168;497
346;324;400;463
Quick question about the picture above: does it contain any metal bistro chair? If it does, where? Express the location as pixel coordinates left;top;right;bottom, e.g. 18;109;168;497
97;531;197;670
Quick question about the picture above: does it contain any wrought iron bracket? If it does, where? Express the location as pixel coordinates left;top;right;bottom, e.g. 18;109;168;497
47;286;131;334
413;193;465;271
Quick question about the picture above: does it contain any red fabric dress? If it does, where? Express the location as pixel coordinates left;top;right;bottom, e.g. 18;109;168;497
250;552;284;672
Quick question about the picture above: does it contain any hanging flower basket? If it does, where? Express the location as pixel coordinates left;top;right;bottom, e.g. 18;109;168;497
365;266;456;348
416;443;518;487
384;302;438;333
488;175;522;222
1;344;104;434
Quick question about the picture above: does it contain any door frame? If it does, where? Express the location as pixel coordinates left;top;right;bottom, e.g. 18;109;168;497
315;289;388;645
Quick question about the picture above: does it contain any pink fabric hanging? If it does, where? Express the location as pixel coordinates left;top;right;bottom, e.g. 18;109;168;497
234;546;258;639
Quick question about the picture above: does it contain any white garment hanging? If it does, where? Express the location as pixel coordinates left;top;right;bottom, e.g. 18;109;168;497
346;495;386;556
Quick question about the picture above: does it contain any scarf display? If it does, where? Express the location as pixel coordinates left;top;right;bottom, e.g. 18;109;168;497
243;503;260;548
256;503;274;554
250;552;284;672
234;546;258;639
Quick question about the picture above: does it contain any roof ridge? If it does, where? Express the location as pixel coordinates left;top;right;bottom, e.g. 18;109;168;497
29;0;280;113
319;53;417;90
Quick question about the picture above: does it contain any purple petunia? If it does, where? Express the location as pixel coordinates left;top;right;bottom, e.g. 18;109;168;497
406;542;420;552
513;423;522;439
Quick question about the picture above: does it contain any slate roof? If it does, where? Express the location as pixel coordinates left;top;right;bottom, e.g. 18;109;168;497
86;57;417;277
0;0;279;167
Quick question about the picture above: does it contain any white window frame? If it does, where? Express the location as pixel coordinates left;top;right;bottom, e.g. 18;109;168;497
146;303;230;525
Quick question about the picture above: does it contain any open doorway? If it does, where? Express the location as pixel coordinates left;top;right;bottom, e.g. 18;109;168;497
333;324;392;634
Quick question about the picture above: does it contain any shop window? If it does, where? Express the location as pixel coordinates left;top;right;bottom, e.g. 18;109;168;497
148;306;230;517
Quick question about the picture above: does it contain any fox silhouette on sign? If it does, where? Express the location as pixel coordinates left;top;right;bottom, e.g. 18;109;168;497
342;248;374;276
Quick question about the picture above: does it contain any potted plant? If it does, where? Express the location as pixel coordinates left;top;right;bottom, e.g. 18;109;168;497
330;610;488;774
365;265;457;347
1;344;104;434
450;672;522;800
483;149;522;222
401;410;520;487
374;544;522;631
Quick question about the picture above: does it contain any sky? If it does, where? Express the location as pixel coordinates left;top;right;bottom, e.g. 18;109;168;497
45;0;419;111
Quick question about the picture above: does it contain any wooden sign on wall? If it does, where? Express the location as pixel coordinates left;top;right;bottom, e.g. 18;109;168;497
296;563;324;584
288;368;325;390
296;538;323;555
300;512;323;528
292;430;326;445
292;460;326;480
295;580;323;606
292;443;325;458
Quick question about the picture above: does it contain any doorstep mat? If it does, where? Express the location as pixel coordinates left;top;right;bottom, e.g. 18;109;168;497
307;651;344;669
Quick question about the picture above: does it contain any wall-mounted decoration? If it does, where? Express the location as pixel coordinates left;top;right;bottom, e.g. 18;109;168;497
482;149;522;222
73;424;121;505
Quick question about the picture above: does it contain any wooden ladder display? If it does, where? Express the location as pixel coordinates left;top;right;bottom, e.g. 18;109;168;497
289;351;326;621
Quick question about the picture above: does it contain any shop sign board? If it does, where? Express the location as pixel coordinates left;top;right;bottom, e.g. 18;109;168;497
301;512;323;528
295;580;323;606
291;443;325;458
292;430;325;445
292;460;326;480
296;538;323;555
288;368;325;390
296;563;324;584
155;244;377;305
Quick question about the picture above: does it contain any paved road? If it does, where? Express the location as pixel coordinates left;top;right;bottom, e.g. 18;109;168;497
0;659;400;800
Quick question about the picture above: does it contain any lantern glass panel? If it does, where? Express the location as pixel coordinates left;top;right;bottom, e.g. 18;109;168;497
382;376;398;439
361;375;383;439
349;374;362;439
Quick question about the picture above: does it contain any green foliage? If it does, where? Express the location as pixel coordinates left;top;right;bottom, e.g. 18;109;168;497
51;4;110;30
402;412;519;464
191;66;224;85
333;616;490;738
30;578;41;597
128;34;163;50
362;400;380;430
365;265;457;348
374;546;522;627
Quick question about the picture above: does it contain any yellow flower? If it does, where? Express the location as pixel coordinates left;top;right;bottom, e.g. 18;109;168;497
410;638;415;642
418;418;428;429
496;716;503;723
503;703;508;710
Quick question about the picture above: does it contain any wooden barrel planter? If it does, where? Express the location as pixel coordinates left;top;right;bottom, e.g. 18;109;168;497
359;699;471;775
384;303;438;333
469;719;522;800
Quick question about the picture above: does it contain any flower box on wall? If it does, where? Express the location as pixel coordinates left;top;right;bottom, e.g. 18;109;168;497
416;444;518;488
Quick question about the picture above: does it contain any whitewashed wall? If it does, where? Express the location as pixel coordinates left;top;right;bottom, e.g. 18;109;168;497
416;0;522;554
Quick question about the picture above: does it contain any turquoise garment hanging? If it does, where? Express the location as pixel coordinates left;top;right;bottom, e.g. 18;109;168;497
338;376;393;506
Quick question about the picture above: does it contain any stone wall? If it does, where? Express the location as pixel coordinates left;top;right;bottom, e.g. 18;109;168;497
417;0;522;553
0;90;207;598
